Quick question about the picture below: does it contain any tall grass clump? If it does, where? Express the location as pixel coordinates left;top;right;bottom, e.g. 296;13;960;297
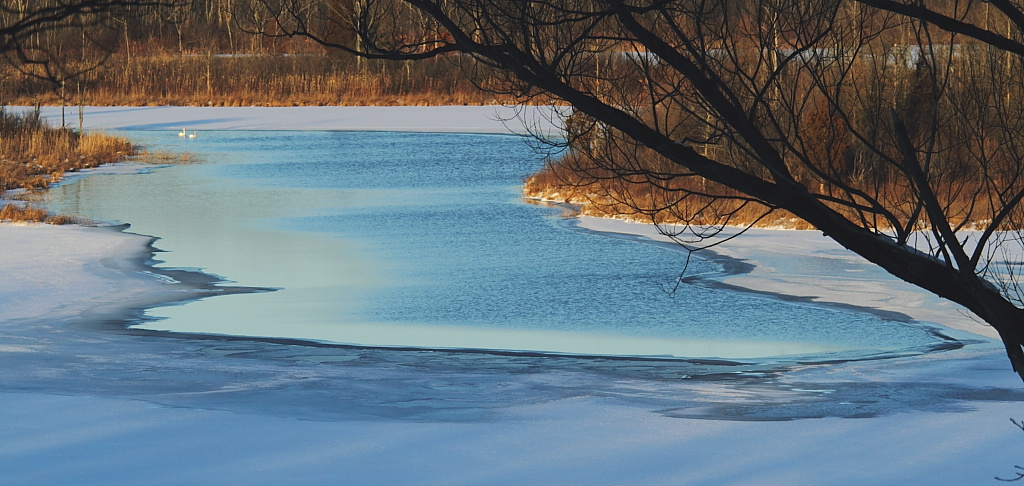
0;107;133;224
0;203;49;222
0;107;135;192
524;151;810;228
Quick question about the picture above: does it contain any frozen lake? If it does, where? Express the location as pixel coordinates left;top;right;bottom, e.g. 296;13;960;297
42;129;955;363
5;107;1023;485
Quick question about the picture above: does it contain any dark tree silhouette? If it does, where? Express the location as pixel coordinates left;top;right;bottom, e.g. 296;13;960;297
264;0;1024;381
0;1;175;92
0;1;175;53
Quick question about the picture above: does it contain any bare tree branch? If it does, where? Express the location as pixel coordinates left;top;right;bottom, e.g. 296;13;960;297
247;0;1024;382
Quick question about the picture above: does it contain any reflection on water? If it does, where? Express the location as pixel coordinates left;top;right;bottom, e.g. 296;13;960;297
44;130;950;360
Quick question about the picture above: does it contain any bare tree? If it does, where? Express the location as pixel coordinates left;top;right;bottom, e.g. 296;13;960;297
0;1;175;54
0;1;175;107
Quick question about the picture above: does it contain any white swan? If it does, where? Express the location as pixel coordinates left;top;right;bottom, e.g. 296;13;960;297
188;130;197;139
178;128;187;137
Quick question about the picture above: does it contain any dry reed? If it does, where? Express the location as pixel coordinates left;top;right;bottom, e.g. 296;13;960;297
0;108;135;192
0;203;80;224
0;108;133;224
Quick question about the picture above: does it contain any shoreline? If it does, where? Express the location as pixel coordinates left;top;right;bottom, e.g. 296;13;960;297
0;223;161;324
532;192;994;342
574;215;998;340
0;220;271;331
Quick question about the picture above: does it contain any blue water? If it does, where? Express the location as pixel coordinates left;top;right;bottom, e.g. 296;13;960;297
43;130;950;360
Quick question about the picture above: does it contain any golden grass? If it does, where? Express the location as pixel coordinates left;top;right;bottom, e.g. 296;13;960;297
527;150;1012;231
0;204;48;222
527;153;845;230
0;108;135;192
0;203;80;224
0;108;133;225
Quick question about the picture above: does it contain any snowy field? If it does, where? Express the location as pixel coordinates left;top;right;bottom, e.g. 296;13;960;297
2;106;1024;485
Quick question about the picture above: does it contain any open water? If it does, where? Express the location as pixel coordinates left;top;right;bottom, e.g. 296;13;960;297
42;130;954;362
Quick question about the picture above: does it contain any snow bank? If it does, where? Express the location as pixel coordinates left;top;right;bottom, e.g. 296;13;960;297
0;223;161;322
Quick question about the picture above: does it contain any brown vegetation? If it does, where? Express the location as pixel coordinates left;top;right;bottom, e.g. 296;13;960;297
525;152;815;229
0;107;133;224
0;203;80;225
0;1;506;107
0;108;135;192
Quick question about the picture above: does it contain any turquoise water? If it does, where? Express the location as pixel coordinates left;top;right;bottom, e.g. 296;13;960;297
44;130;951;360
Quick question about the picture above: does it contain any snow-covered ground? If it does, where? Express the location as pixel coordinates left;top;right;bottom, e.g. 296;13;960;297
2;106;1024;485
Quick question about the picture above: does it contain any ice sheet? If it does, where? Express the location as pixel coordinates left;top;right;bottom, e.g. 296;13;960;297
12;104;565;136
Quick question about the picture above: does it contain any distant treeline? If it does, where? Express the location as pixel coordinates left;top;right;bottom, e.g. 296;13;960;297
0;0;504;106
